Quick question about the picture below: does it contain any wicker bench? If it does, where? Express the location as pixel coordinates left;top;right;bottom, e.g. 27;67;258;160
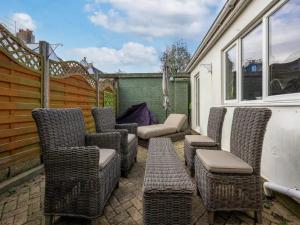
143;138;194;225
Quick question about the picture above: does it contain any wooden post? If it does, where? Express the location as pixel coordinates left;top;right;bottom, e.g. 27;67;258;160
96;73;100;107
39;41;50;108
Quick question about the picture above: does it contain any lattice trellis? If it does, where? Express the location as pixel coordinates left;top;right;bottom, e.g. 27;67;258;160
0;25;42;72
99;78;115;92
49;60;97;88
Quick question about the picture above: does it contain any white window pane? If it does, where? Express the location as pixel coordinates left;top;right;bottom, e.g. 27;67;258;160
225;46;237;100
269;0;300;96
241;24;263;100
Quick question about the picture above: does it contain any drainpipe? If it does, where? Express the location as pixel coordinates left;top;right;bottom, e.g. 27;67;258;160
264;182;300;204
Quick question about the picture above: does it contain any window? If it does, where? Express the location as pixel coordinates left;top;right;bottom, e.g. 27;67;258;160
225;45;237;100
222;0;300;104
241;24;263;100
268;0;300;96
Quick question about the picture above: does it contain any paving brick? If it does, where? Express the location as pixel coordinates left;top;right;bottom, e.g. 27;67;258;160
13;211;27;225
0;216;14;225
0;142;299;225
127;207;142;222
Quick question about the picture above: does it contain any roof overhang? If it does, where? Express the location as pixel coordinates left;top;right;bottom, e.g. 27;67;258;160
186;0;251;73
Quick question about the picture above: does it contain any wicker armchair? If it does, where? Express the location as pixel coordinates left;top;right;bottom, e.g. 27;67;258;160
195;108;271;224
32;108;121;225
92;107;138;177
184;107;227;175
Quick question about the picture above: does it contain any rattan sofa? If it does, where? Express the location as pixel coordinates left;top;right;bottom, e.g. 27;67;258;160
92;107;138;177
195;108;271;224
32;108;121;225
184;107;227;175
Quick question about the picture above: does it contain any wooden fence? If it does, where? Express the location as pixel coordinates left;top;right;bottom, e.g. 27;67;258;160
0;24;110;182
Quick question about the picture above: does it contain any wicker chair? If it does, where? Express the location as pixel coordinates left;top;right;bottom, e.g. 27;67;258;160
195;108;271;224
32;108;121;225
92;107;138;177
184;107;227;175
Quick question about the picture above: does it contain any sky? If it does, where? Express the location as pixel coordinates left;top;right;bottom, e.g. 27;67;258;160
0;0;225;73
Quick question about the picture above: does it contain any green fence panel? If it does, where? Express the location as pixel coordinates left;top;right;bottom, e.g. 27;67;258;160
104;90;117;112
116;74;189;123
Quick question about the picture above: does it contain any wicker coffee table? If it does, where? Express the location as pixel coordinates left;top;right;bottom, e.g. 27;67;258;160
143;138;194;225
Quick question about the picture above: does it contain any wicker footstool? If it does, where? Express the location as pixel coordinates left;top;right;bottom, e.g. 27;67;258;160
143;138;194;225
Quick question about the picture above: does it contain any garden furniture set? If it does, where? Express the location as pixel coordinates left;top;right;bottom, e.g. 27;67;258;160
32;106;271;225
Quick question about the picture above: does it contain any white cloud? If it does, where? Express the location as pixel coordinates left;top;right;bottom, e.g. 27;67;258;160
11;13;37;30
71;42;159;72
86;0;225;38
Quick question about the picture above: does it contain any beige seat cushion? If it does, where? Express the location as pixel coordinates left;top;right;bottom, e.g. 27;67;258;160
185;135;217;147
137;124;177;139
164;114;187;132
196;149;253;174
128;133;136;143
99;149;116;170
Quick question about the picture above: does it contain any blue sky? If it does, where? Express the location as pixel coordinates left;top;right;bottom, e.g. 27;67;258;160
0;0;225;73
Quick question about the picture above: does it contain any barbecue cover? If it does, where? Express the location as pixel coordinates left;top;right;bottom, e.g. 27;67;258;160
117;102;158;126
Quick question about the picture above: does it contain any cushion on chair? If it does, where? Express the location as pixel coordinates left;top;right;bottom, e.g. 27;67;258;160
185;135;217;147
99;149;116;170
128;133;136;143
164;114;187;132
196;149;253;174
137;124;177;139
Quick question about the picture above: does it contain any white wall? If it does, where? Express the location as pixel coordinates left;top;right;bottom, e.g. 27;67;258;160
191;0;300;189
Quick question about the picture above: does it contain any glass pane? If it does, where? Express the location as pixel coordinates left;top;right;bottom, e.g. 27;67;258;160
225;46;237;100
241;24;263;100
269;0;300;96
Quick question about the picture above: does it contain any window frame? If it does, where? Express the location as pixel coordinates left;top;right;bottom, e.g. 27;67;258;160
264;0;300;103
223;42;239;104
222;0;300;106
239;21;264;104
193;72;201;131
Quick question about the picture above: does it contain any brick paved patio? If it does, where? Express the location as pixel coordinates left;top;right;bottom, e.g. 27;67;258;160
0;141;299;225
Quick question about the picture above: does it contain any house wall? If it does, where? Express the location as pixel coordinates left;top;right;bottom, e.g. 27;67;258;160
191;0;300;189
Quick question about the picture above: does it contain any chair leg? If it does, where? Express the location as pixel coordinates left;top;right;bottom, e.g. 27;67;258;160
208;211;215;225
116;181;119;189
190;169;195;177
196;188;200;196
255;210;262;224
185;160;187;166
45;216;53;225
135;156;137;162
122;171;128;178
91;218;99;225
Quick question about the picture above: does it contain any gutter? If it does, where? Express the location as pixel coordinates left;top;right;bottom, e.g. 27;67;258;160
186;0;250;73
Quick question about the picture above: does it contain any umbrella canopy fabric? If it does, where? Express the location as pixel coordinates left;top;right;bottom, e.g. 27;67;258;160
162;66;171;111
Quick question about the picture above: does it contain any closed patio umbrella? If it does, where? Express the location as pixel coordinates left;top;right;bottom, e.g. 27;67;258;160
162;65;170;118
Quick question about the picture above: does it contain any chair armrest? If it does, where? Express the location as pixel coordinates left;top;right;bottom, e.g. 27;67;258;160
85;132;121;153
44;146;100;180
116;123;138;135
104;128;128;148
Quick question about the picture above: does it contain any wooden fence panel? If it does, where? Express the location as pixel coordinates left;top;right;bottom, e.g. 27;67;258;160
49;75;97;132
0;51;41;181
0;24;101;182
